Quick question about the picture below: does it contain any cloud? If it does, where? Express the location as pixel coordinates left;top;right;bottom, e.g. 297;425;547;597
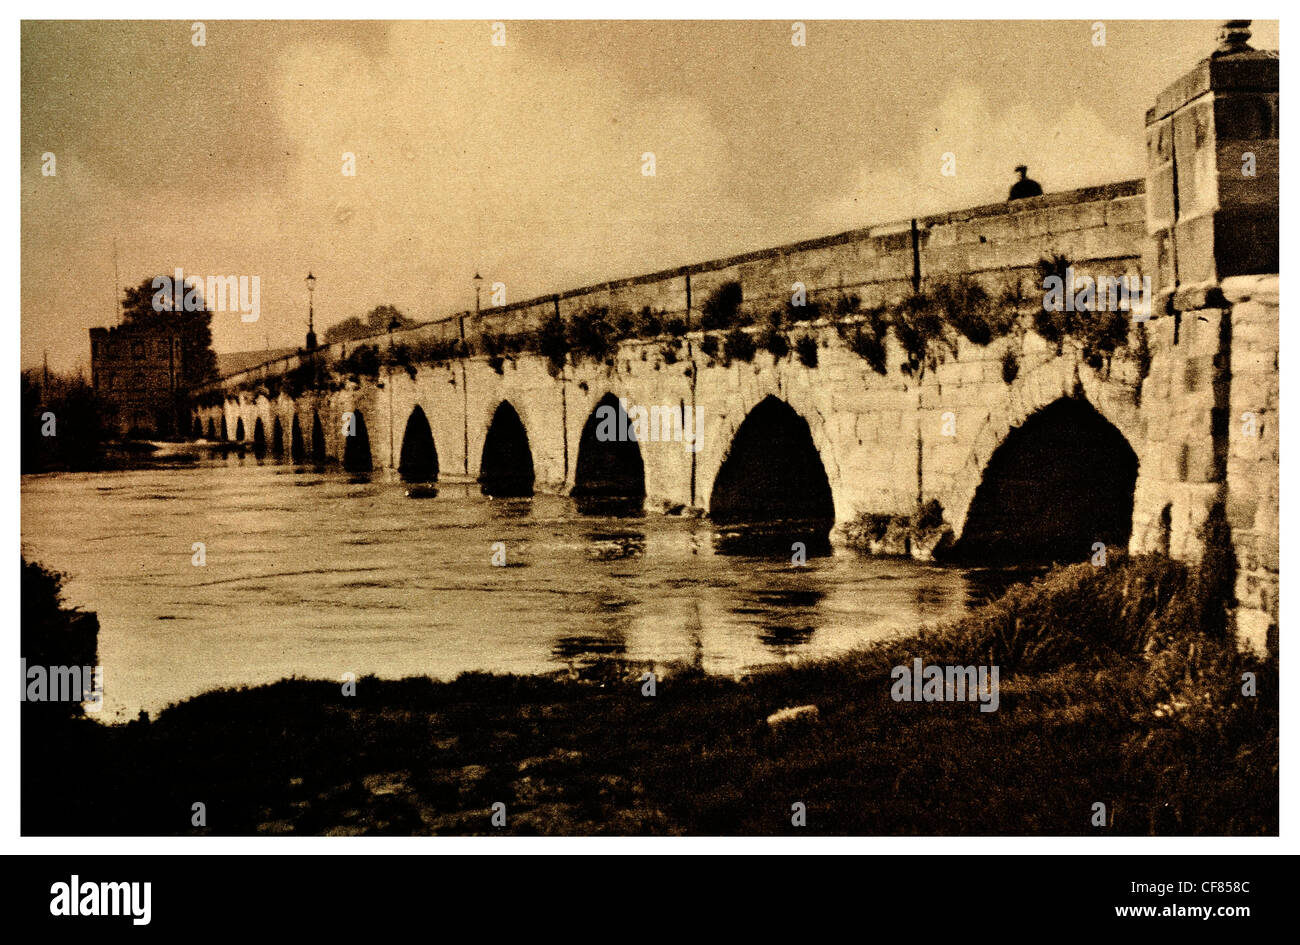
271;23;749;321
814;85;1142;233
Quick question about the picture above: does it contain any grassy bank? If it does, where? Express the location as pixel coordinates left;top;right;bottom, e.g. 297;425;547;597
23;552;1277;836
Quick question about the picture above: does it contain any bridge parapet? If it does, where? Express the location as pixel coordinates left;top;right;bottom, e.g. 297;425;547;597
202;178;1146;400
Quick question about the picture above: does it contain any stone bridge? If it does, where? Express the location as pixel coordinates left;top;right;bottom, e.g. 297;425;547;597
192;31;1278;652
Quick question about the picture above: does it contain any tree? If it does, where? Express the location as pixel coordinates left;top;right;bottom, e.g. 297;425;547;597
323;304;417;344
322;316;368;344
120;276;218;389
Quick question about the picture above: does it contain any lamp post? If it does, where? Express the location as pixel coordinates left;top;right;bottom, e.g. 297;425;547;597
473;272;484;316
305;272;318;351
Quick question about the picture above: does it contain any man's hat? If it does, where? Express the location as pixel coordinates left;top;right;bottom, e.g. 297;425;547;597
1014;164;1028;173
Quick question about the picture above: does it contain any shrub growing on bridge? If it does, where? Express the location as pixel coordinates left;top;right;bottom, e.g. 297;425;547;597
785;298;824;325
1032;255;1132;370
700;280;743;331
566;306;619;366
795;334;819;368
538;312;569;374
935;274;1015;346
758;323;789;362
894;291;952;376
336;344;381;381
835;308;889;375
1001;348;1020;384
723;327;756;365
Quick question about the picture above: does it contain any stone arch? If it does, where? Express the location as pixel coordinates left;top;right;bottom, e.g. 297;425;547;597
953;396;1139;562
343;410;372;473
708;395;835;537
252;418;266;457
290;415;306;464
311;411;326;464
572;393;646;500
480;401;534;497
942;349;1141;540
271;416;284;458
220;414;228;441
234;417;246;442
192;416;202;439
206;417;216;439
398;406;439;482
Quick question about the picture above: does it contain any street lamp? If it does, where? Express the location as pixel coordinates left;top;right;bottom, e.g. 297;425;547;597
305;272;317;350
473;272;484;316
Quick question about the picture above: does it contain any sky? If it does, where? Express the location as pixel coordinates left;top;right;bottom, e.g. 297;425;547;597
20;19;1279;373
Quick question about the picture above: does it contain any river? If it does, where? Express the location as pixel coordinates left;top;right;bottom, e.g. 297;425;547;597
21;450;1029;722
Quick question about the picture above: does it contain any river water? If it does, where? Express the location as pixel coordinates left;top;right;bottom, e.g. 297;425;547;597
21;451;1023;723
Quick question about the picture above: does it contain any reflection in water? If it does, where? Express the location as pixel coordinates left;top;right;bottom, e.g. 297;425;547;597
754;588;824;608
551;590;632;679
21;457;1037;721
711;524;832;559
486;497;534;520
573;496;646;519
550;634;630;678
583;530;646;562
757;624;817;651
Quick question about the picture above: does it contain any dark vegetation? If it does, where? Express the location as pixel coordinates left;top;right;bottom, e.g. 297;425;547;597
21;371;107;472
119;276;219;391
21;537;1276;836
219;255;1146;401
25;277;220;462
1033;255;1131;370
323;304;419;345
21;560;99;721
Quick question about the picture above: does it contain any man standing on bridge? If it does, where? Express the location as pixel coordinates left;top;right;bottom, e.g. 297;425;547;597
1008;165;1043;200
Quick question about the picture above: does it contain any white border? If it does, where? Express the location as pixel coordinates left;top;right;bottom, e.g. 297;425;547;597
6;4;1292;855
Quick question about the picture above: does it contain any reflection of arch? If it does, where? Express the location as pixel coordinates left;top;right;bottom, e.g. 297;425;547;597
207;417;216;439
311;412;326;464
343;410;373;473
271;417;284;458
573;393;646;499
954;397;1138;562
480;402;534;497
290;415;306;464
252;418;266;457
399;406;439;482
234;417;245;442
709;395;834;532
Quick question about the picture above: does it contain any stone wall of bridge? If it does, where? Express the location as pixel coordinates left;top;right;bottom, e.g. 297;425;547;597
197;306;1149;543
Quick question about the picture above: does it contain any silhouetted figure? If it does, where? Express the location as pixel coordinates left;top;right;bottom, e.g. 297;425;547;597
1009;165;1043;200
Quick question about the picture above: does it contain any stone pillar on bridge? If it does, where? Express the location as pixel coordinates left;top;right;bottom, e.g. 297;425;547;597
1143;19;1278;306
1139;20;1278;654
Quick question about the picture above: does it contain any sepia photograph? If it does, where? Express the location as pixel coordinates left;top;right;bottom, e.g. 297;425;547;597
16;12;1280;860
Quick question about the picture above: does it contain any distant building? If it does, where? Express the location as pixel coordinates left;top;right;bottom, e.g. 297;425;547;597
89;324;185;437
